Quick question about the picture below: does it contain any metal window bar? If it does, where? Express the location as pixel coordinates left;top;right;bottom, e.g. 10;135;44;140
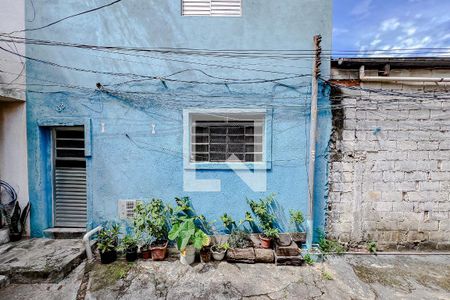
191;120;263;162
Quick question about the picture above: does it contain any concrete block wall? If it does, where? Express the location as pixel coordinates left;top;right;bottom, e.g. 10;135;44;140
328;68;450;250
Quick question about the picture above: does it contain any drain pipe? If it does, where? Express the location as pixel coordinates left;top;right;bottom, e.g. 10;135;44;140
83;226;102;260
359;65;450;83
307;35;322;249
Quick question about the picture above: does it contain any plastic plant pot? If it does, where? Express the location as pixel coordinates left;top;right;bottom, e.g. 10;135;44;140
180;245;196;265
126;246;138;262
100;250;117;264
211;248;226;261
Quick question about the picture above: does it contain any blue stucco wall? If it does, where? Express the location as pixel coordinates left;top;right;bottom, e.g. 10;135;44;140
25;0;332;238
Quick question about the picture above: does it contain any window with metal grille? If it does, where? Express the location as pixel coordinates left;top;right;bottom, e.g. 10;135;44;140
190;114;264;163
182;0;242;16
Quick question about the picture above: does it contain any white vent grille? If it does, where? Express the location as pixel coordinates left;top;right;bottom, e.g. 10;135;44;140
182;0;242;16
118;200;141;219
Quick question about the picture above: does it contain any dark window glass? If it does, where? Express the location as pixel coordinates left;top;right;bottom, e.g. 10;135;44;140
191;119;263;163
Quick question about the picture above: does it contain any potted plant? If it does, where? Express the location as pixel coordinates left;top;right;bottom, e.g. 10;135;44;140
211;242;230;261
168;216;209;265
133;202;152;259
200;240;213;263
140;242;152;260
97;225;120;264
0;201;30;242
260;228;279;249
247;195;279;249
121;234;138;262
227;229;255;263
289;209;306;246
147;199;170;261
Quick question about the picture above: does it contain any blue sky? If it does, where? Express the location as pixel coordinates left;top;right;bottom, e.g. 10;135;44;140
333;0;450;56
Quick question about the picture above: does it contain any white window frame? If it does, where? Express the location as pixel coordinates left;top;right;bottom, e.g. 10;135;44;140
183;108;272;170
182;0;242;17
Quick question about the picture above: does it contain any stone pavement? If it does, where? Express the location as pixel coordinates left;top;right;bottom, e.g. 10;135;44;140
0;254;449;299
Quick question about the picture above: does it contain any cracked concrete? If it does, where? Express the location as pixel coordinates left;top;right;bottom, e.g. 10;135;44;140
1;255;449;299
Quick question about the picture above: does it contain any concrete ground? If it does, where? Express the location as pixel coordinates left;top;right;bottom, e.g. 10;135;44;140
0;254;449;300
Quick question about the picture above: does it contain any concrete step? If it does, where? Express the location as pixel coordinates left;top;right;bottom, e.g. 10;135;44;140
43;228;86;239
0;238;86;283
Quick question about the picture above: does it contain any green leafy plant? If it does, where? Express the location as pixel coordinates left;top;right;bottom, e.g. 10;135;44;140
322;270;333;280
211;242;230;253
367;241;377;254
221;213;237;233
197;214;215;235
147;199;170;242
133;202;150;240
97;224;120;254
289;209;305;231
318;238;345;254
174;197;193;215
263;227;280;239
133;199;170;246
303;253;315;265
317;231;345;254
168;217;209;251
0;201;30;238
228;229;253;249
247;195;279;239
120;234;138;251
244;211;254;223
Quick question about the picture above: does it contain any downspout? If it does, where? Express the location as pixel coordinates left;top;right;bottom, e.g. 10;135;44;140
307;35;322;249
359;65;450;82
83;225;102;260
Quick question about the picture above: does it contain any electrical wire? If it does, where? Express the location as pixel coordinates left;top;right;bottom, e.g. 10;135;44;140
7;0;124;34
2;34;449;57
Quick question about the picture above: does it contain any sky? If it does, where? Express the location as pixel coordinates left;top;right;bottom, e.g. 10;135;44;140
333;0;450;57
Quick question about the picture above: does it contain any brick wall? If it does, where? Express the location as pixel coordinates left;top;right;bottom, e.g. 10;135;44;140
328;67;450;250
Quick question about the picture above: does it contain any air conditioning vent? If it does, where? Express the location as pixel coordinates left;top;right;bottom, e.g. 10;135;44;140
118;200;141;219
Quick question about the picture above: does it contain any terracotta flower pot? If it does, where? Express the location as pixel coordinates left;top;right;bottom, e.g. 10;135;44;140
141;246;151;260
151;240;168;261
260;235;272;249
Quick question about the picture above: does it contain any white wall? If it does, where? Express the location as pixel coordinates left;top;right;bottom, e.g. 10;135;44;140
0;0;28;234
0;102;29;233
0;0;25;101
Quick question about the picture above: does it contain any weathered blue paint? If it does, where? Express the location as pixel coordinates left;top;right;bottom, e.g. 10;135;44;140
25;0;332;238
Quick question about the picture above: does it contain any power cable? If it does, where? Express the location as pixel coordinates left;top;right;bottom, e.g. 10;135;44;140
7;0;123;34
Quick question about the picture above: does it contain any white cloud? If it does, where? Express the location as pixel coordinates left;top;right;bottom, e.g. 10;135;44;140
380;18;401;31
370;39;382;47
405;27;417;36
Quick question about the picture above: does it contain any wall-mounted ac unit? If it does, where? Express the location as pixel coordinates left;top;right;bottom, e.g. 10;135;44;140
118;199;142;220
